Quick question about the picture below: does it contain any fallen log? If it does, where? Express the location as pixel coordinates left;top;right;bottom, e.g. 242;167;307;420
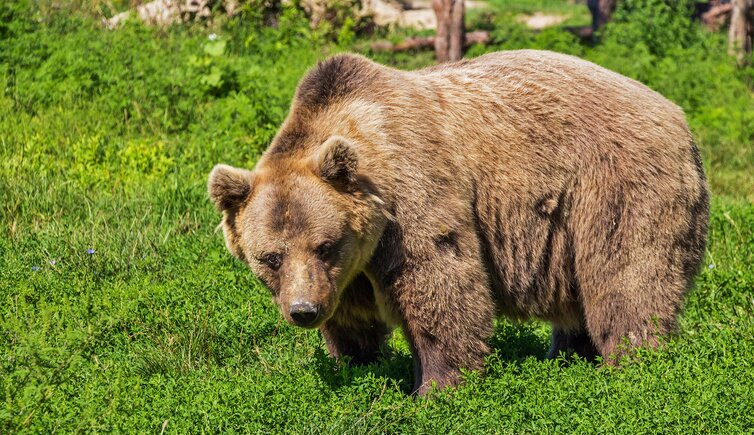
370;30;490;52
701;3;734;31
565;25;594;39
104;0;218;29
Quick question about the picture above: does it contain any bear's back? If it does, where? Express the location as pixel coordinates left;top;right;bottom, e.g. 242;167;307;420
411;50;690;156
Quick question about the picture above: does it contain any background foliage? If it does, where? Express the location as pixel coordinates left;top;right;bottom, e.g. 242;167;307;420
2;0;753;431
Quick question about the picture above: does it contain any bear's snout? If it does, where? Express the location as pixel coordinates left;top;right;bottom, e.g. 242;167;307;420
289;301;320;327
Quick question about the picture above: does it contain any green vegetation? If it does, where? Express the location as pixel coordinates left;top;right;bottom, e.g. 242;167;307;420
2;0;753;432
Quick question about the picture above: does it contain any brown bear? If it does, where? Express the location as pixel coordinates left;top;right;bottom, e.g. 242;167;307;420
208;50;709;395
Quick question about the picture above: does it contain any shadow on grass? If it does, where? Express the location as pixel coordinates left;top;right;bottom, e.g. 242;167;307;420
313;346;416;394
488;321;551;362
313;321;553;394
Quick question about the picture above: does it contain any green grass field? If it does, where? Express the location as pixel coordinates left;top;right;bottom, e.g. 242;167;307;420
2;0;754;432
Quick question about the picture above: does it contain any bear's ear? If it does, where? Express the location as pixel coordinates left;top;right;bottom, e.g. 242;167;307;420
208;164;254;212
311;136;358;190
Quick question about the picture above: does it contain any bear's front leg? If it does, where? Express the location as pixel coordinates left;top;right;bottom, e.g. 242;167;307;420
319;273;391;365
320;318;390;365
385;233;495;395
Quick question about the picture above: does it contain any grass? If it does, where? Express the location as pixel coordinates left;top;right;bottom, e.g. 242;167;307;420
2;0;754;432
482;0;592;27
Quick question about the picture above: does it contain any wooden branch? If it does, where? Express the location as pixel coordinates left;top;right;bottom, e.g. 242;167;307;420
565;25;594;39
104;0;227;29
370;30;490;52
701;3;733;31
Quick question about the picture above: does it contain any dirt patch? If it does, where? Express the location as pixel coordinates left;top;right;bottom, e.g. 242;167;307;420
517;12;569;30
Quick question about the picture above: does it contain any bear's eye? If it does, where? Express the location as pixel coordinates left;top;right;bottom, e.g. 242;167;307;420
259;252;282;271
315;241;336;261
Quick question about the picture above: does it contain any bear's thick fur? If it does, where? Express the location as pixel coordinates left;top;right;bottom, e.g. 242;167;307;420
208;50;709;395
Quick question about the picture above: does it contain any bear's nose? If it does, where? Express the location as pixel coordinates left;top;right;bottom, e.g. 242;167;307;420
290;302;319;327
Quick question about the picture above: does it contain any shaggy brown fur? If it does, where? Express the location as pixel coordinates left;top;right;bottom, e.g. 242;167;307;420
208;50;709;395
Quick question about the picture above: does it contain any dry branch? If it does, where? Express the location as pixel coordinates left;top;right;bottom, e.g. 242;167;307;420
702;3;733;31
104;0;218;28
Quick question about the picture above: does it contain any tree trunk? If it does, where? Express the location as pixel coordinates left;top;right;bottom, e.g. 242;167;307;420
729;0;754;63
701;3;733;31
433;0;465;62
448;0;465;61
588;0;617;32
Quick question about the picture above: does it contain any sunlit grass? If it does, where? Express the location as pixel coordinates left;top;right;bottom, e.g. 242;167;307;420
2;1;753;432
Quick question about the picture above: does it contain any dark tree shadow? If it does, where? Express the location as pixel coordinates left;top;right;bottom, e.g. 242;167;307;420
313;345;415;394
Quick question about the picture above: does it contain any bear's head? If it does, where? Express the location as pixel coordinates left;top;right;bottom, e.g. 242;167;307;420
208;136;389;328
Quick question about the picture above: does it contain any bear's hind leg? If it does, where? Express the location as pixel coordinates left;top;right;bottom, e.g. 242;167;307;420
577;252;685;363
571;168;704;363
581;285;679;364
